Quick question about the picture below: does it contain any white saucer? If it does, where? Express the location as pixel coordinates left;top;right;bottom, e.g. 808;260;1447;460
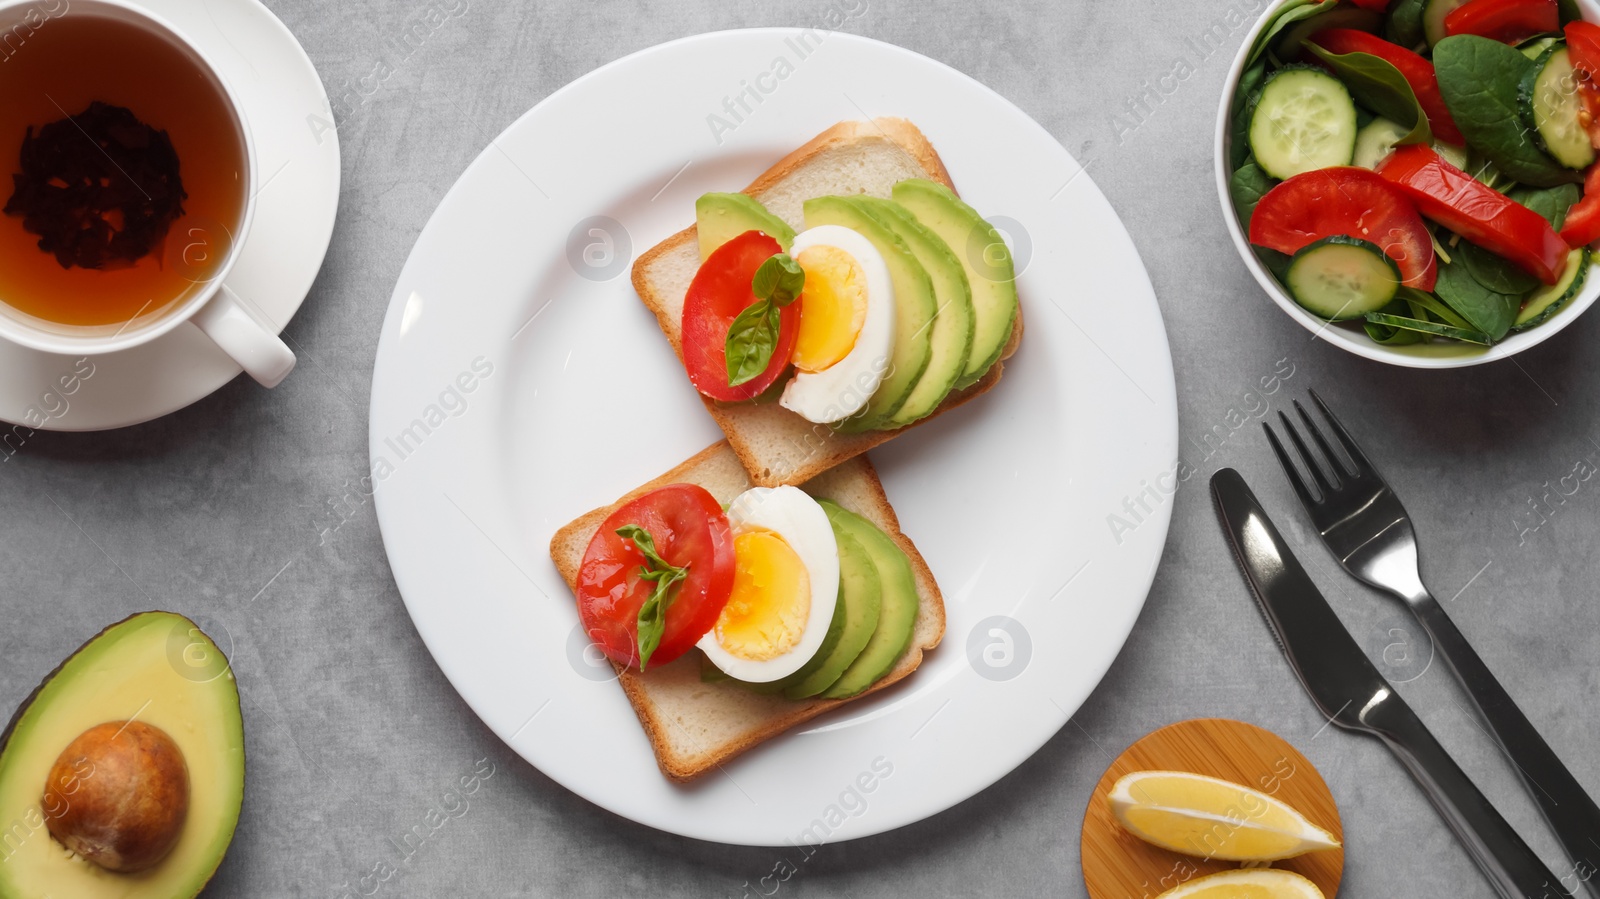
0;0;340;432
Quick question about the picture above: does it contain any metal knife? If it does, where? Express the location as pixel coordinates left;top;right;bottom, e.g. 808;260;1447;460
1212;468;1564;899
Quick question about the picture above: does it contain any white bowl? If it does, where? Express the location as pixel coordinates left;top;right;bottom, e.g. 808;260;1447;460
1214;0;1600;368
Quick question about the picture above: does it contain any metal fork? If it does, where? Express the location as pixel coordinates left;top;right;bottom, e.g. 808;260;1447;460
1266;390;1600;897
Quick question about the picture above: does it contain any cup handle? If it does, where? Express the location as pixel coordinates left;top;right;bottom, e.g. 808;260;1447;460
190;285;296;388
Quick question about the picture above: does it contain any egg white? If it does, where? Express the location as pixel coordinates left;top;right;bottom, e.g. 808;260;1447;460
779;225;897;424
697;486;840;683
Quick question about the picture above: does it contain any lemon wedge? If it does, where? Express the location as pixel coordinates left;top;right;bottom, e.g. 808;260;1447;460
1154;869;1326;898
1109;770;1340;862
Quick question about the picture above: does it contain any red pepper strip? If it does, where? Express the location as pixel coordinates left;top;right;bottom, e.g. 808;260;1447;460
1443;0;1559;45
1308;29;1465;146
1559;165;1600;247
1377;144;1571;283
1565;21;1600;148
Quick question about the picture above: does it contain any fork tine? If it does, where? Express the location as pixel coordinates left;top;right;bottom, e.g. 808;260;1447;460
1293;399;1352;482
1308;388;1377;478
1265;419;1323;508
1276;410;1337;497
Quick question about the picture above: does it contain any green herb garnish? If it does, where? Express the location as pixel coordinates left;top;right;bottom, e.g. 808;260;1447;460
725;253;805;387
615;524;690;670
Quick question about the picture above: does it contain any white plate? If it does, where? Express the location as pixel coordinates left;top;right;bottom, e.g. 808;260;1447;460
0;0;339;430
370;29;1178;845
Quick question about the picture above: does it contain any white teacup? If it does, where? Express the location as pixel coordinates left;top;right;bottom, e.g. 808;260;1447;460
0;0;295;387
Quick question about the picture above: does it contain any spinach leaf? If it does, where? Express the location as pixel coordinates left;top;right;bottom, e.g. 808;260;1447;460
1396;285;1476;330
1229;160;1277;229
1434;35;1584;187
1386;0;1427;50
1257;247;1294;281
1308;46;1432;145
1459;239;1540;294
1231;60;1269;170
1433;255;1519;339
1247;0;1339;68
1560;0;1583;26
1510;183;1581;229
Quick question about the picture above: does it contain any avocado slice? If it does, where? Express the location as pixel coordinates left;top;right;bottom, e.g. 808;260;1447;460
853;197;976;428
818;501;920;700
892;179;1019;390
0;612;244;898
695;193;796;261
802;195;937;430
782;526;881;700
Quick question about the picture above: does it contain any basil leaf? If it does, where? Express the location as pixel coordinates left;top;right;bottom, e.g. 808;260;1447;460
1459;239;1540;295
752;253;805;306
1433;258;1518;340
1307;46;1432;145
1247;0;1339;68
1434;35;1583;187
1229;160;1277;230
614;524;691;671
1231;60;1269;170
1509;183;1581;230
725;299;780;387
1386;0;1427;50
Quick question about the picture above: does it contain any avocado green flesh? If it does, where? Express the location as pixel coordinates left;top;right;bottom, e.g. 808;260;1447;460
802;195;936;430
819;502;920;699
783;528;881;700
695;192;796;260
892;179;1018;389
854;197;976;428
0;612;244;899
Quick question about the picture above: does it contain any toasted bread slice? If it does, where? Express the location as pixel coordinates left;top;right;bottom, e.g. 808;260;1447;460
548;442;945;782
631;118;1024;487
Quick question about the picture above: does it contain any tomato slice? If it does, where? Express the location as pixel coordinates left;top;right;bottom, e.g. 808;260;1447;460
1565;21;1600;148
1308;29;1465;146
577;484;735;669
1443;0;1559;44
1560;165;1600;247
1249;166;1438;290
681;230;799;402
1377;144;1570;283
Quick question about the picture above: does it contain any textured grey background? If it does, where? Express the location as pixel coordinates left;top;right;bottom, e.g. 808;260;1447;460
3;0;1599;896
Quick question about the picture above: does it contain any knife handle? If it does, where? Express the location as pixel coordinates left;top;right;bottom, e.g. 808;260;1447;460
1364;689;1564;899
1412;593;1600;896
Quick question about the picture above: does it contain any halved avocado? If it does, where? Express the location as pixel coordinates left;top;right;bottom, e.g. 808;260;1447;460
695;193;796;260
0;612;244;898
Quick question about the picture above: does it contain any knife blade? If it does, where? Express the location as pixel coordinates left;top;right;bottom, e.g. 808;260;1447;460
1211;468;1564;899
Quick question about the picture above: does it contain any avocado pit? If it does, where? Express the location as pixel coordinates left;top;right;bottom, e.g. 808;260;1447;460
43;720;190;873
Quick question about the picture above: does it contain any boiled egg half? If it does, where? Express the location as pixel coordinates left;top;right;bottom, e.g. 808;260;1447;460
779;225;896;424
697;486;839;683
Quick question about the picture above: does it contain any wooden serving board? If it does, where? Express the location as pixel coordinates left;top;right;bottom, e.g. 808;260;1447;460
1080;718;1344;898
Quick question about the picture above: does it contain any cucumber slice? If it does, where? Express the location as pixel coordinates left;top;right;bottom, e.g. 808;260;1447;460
1515;247;1589;329
1522;46;1595;170
1521;35;1561;60
1353;119;1469;171
1249;67;1358;179
1365;312;1494;343
1423;0;1470;46
1285;236;1401;320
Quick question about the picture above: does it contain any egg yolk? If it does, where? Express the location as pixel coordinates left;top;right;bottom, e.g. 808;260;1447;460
791;245;868;373
713;529;811;661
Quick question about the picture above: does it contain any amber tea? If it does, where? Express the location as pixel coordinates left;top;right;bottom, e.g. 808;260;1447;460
0;9;248;330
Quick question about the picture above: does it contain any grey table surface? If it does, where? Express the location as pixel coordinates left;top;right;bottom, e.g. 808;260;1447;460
4;0;1599;896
